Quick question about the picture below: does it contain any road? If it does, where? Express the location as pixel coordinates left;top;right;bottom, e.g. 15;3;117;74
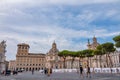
0;71;120;80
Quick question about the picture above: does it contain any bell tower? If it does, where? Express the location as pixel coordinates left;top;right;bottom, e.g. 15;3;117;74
87;39;91;49
17;43;30;55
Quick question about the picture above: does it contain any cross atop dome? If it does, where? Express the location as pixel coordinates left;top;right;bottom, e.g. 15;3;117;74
93;35;97;43
52;40;57;49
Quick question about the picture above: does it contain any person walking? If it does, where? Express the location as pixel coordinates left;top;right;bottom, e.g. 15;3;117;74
110;68;113;74
86;65;91;78
32;69;34;75
44;67;47;75
50;68;52;74
79;65;84;78
116;68;119;74
47;68;50;76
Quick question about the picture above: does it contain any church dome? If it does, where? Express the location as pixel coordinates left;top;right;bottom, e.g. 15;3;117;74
93;36;97;42
47;41;59;55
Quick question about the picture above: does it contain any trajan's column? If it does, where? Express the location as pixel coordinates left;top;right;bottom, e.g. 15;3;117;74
0;40;6;73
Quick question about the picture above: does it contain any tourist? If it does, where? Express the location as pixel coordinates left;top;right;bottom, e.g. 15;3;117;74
44;67;47;75
110;68;113;74
92;67;95;73
47;68;50;76
116;68;119;74
79;65;84;78
32;69;34;75
50;68;52;74
86;65;91;78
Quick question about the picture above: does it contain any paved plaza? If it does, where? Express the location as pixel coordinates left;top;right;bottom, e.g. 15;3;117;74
0;71;120;80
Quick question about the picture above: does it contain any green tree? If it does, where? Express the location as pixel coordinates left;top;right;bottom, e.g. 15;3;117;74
96;45;106;68
58;50;69;68
113;35;120;68
101;42;116;67
93;50;100;67
76;51;85;68
82;49;94;67
69;51;77;69
93;49;104;68
113;35;120;48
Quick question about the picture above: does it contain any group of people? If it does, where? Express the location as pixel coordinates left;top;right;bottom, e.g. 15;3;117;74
79;65;91;78
110;68;120;74
116;68;120;74
0;70;19;76
31;68;52;76
44;68;52;76
79;65;120;78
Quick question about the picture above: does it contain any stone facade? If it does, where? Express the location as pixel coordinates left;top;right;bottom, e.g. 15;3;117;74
46;41;80;69
87;36;100;50
87;36;120;68
65;57;79;69
87;36;100;68
15;43;45;71
0;40;6;73
8;60;16;71
87;36;109;68
109;51;120;67
46;41;63;69
8;39;120;70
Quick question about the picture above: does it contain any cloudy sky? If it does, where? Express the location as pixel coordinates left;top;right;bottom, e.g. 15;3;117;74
0;0;120;61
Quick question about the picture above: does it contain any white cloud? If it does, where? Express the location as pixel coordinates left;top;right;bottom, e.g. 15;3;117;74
0;24;120;60
1;25;120;41
0;0;119;12
0;0;120;61
1;0;119;6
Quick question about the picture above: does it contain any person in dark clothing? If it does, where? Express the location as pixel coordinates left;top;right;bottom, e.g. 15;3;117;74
50;68;52;74
116;68;119;74
86;65;91;78
44;67;47;75
80;65;84;78
111;68;113;74
32;69;34;75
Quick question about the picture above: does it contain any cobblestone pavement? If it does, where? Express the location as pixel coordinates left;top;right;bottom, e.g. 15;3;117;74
0;71;120;80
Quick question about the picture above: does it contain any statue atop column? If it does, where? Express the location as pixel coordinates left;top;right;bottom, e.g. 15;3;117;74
0;40;6;53
0;40;6;73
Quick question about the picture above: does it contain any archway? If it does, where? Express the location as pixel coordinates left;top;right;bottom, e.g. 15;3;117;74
29;68;31;71
56;64;58;69
32;68;34;71
26;68;28;71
